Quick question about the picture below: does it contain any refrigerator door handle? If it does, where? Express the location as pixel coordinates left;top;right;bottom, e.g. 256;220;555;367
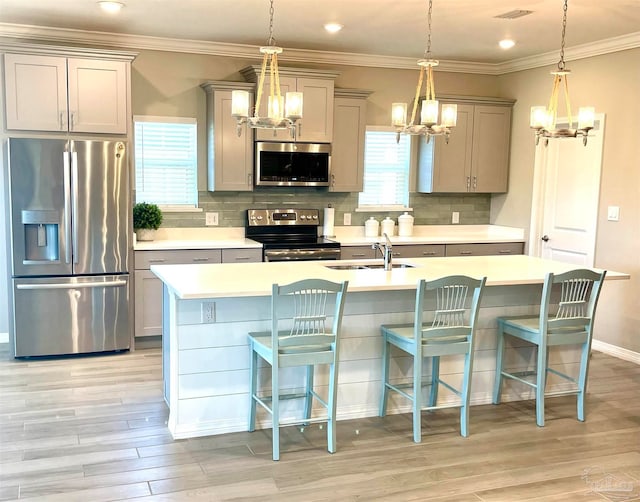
71;150;79;264
16;280;127;290
63;150;72;264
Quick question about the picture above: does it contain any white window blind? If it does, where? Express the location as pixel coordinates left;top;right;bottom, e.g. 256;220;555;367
358;127;411;208
134;116;197;208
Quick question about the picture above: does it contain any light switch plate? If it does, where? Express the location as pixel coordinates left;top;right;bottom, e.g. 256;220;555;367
452;211;460;224
343;213;352;225
607;206;620;222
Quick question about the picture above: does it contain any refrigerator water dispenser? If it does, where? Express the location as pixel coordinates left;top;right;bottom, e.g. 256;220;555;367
22;210;60;262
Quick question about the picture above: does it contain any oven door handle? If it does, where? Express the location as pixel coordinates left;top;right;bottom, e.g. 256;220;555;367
264;248;341;262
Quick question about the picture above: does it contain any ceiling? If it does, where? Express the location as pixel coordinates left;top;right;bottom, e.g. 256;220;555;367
1;0;639;69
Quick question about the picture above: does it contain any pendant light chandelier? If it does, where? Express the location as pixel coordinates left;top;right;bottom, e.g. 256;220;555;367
231;0;302;138
530;0;594;146
391;0;457;143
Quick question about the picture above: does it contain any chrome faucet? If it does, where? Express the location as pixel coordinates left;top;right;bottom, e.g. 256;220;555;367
373;233;393;271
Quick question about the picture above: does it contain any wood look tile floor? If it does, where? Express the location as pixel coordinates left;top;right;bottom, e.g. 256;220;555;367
1;345;639;501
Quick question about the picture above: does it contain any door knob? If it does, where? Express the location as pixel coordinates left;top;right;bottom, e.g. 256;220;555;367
541;235;550;242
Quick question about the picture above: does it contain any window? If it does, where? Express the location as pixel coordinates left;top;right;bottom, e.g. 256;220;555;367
134;116;198;209
358;126;411;209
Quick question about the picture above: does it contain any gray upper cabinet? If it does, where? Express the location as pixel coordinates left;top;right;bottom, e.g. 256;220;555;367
417;96;514;193
201;81;254;192
239;66;339;143
4;52;132;134
330;89;371;192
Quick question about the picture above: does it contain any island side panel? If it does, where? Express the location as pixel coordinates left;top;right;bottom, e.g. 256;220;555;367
164;283;586;439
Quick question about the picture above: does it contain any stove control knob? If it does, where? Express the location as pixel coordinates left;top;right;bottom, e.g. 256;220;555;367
256;215;263;220
312;214;318;220
300;215;306;220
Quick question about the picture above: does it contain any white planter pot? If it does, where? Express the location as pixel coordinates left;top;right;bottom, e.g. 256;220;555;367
135;229;156;241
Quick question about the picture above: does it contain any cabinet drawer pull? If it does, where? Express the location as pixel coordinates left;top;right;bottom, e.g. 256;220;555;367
351;253;366;258
460;251;473;255
148;259;166;263
192;258;210;262
422;251;436;256
233;256;251;261
498;250;512;254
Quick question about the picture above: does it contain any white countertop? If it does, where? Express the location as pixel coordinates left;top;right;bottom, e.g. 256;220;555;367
151;255;627;300
134;227;261;251
135;224;525;251
333;224;525;246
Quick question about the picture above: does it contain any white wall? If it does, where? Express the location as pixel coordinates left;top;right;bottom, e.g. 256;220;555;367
493;48;640;352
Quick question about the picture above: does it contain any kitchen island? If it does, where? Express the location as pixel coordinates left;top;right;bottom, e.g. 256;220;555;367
152;255;628;439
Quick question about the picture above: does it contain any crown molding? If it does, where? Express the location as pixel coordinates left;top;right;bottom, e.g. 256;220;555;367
495;31;640;74
1;22;638;76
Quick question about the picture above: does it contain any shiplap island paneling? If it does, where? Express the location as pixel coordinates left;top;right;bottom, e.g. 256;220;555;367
151;255;628;439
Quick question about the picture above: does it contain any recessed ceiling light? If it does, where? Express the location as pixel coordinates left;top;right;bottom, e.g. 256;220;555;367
324;23;344;34
98;1;125;13
499;39;516;50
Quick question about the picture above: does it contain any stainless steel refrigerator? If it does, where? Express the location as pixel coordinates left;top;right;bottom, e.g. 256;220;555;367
6;138;130;357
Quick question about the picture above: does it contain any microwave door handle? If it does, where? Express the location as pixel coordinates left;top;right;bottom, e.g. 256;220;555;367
63;150;72;265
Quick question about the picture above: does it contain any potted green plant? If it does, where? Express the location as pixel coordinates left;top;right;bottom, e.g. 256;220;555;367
133;202;163;241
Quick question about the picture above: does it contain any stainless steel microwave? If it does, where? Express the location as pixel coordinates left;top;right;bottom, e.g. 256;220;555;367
255;142;331;187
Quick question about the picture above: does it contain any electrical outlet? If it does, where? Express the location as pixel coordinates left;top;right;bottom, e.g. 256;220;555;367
607;206;620;221
205;212;219;226
452;211;460;224
343;213;352;225
202;302;215;323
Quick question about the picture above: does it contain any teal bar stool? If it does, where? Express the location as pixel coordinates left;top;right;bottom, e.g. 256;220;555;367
492;269;607;426
248;278;348;461
380;275;486;443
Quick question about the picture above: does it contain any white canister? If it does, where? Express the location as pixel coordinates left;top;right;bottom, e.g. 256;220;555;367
381;217;395;237
398;212;414;237
364;217;379;237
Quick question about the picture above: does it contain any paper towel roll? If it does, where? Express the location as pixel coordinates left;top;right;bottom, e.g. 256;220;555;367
323;207;335;237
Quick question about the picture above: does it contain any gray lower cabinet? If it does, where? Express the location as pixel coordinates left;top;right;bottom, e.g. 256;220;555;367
391;244;445;258
445;242;524;257
341;246;376;260
341;242;523;261
134;248;260;338
221;248;262;263
342;244;446;260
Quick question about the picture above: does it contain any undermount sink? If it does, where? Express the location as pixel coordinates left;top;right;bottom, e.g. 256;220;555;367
325;263;415;270
364;263;415;269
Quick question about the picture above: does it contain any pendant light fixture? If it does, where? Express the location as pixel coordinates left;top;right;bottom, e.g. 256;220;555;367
231;0;303;138
391;0;456;143
530;0;594;146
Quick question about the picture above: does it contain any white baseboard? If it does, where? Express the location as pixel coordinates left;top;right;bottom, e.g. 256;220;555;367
0;332;8;344
592;339;640;365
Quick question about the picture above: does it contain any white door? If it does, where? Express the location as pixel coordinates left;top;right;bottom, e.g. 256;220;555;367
529;115;605;266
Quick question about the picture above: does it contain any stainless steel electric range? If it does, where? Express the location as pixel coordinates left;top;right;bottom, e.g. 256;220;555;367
246;208;341;262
